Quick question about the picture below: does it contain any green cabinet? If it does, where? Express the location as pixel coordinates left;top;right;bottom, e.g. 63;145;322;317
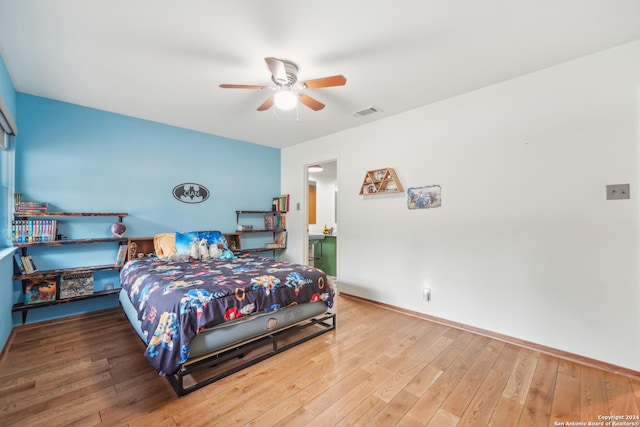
314;236;336;277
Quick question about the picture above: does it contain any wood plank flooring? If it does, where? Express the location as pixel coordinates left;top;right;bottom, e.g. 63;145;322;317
1;294;639;426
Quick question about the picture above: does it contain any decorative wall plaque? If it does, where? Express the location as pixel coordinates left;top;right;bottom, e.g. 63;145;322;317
173;183;210;204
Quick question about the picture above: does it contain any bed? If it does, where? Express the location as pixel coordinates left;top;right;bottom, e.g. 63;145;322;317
119;232;336;396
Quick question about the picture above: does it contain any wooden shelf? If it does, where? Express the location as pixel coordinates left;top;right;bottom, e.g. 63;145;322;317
359;167;404;195
233;247;285;255
14;237;128;248
125;234;251;257
234;210;286;255
12;289;120;323
12;289;119;312
14;212;127;218
13;264;122;281
238;228;286;233
126;236;155;260
235;210;285;222
12;211;128;323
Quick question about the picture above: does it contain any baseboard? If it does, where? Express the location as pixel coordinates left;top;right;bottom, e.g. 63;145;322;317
340;292;640;382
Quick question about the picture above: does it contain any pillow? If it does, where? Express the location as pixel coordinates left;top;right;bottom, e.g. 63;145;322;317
153;233;177;258
175;230;234;259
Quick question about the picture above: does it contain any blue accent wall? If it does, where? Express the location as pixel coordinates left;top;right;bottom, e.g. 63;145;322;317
12;94;281;324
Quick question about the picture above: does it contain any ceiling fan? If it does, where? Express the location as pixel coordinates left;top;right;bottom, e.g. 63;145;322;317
219;57;346;112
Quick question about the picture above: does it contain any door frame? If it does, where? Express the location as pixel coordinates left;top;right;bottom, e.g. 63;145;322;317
303;159;338;274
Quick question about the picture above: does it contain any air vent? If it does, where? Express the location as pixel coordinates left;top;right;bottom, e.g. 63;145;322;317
353;106;382;117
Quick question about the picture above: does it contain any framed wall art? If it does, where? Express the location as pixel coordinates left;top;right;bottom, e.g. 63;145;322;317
407;185;441;209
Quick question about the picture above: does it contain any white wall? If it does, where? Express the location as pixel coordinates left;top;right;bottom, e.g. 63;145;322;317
282;40;640;372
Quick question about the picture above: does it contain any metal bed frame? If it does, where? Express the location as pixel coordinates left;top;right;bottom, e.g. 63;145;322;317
163;311;336;397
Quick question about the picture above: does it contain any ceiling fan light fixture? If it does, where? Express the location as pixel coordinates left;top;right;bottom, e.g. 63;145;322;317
274;90;298;110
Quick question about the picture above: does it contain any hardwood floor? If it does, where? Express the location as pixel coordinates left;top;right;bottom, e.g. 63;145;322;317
1;294;639;426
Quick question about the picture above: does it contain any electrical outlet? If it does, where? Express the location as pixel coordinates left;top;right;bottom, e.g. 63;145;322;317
423;288;431;302
606;184;630;200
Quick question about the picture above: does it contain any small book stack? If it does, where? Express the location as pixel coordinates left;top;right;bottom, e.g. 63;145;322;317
271;194;290;212
274;215;286;230
15;193;48;213
14;253;37;275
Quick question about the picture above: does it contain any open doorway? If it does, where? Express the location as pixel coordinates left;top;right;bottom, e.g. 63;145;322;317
306;160;337;282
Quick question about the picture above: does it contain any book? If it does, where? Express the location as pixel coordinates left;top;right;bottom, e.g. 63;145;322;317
59;272;94;299
275;231;287;248
115;244;128;267
21;255;37;274
280;194;290;212
272;194;290;212
24;277;57;304
264;215;275;230
13;253;26;275
16;201;48;214
11;219;57;243
275;215;286;230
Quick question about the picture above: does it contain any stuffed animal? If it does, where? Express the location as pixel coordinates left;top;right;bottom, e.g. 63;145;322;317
198;238;210;260
209;243;222;259
189;241;199;259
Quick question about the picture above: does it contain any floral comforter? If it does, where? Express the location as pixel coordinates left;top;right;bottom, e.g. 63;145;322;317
120;255;333;375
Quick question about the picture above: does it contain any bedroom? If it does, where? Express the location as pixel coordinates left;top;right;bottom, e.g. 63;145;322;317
1;1;639;425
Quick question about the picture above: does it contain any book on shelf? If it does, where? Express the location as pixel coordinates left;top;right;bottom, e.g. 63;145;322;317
275;231;287;248
272;194;290;212
264;215;275;230
15;200;48;212
59;272;94;299
24;277;57;304
13;253;26;275
274;215;286;230
115;244;128;267
11;219;58;243
21;255;37;274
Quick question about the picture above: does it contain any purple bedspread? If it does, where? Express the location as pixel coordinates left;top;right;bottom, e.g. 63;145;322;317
120;255;333;375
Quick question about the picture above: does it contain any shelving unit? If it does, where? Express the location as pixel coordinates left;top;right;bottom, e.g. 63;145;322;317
359;167;404;195
125;234;242;259
234;210;286;256
11;212;128;323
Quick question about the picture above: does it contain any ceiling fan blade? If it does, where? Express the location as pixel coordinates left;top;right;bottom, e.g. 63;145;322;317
299;93;325;111
265;57;288;85
301;75;346;89
257;96;274;111
219;84;265;89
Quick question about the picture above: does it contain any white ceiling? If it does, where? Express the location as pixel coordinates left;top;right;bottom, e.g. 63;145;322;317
1;1;639;149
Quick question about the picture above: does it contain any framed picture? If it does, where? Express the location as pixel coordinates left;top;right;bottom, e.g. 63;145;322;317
407;185;442;209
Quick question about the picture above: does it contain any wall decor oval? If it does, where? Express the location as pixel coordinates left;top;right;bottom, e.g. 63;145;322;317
173;183;210;204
